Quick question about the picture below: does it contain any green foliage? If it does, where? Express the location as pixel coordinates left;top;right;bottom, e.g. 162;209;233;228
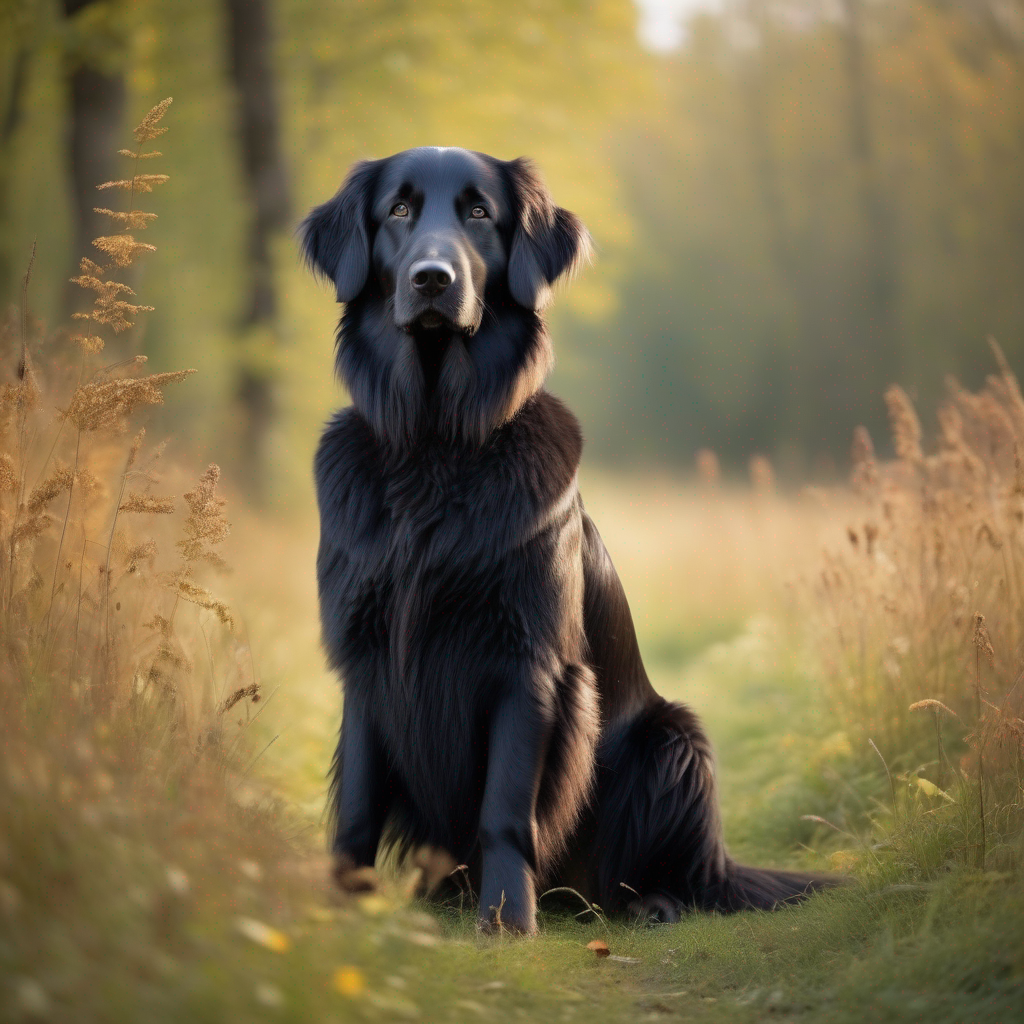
5;2;1024;482
567;3;1024;470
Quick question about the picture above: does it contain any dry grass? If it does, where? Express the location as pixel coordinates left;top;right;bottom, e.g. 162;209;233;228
2;94;1023;1024
0;103;274;931
802;341;1024;871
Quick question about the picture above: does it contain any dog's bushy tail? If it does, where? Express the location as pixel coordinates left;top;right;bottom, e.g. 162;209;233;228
593;698;842;915
717;860;839;911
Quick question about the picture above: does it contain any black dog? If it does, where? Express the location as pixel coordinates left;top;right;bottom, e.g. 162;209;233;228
302;147;833;933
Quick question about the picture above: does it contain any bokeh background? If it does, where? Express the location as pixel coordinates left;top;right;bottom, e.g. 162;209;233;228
5;0;1024;501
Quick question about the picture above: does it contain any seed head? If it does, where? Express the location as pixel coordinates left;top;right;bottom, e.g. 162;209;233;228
909;699;961;721
973;613;995;666
850;425;877;492
177;464;230;568
133;97;173;142
885;385;923;464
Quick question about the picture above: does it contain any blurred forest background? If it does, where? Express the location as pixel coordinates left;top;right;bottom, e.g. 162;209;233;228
2;0;1024;499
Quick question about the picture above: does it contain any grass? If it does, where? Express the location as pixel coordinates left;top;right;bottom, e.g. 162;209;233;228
3;101;1024;1022
7;563;1022;1023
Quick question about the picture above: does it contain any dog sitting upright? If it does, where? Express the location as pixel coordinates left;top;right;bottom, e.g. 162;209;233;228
302;147;835;934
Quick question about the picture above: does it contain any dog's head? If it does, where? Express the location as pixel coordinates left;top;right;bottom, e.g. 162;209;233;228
301;147;591;446
302;147;591;329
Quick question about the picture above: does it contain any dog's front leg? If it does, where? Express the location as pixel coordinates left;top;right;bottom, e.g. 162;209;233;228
330;692;388;891
478;685;553;936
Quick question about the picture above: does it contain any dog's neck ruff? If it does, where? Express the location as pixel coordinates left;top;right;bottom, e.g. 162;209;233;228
336;301;553;452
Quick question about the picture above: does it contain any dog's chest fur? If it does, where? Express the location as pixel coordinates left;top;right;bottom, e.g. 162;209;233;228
315;392;585;787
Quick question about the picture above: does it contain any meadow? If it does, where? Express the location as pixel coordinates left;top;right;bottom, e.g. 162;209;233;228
3;99;1024;1024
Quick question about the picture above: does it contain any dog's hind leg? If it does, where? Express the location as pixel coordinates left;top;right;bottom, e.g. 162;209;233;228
592;699;834;918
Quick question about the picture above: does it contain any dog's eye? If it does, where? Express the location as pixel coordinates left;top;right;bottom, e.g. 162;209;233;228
470;206;488;219
391;203;409;218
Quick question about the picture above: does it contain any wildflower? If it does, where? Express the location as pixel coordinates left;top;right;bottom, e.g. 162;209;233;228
333;967;366;996
236;917;291;953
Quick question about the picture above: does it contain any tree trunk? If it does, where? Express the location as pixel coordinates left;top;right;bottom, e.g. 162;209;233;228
0;43;30;298
64;0;126;303
223;0;290;503
839;0;901;396
738;2;807;458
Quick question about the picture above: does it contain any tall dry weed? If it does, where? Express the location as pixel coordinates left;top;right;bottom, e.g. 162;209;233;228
810;342;1024;865
0;99;257;788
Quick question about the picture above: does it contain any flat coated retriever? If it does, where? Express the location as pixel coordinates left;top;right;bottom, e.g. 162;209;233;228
302;147;834;934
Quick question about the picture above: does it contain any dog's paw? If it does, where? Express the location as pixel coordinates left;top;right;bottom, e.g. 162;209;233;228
477;904;537;937
331;853;378;894
628;892;682;925
413;846;459;897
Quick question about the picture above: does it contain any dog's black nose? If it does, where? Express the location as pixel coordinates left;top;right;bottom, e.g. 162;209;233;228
410;260;455;297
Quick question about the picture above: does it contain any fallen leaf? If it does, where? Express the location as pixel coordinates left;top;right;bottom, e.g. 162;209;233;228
915;776;954;802
587;939;610;958
235;917;291;952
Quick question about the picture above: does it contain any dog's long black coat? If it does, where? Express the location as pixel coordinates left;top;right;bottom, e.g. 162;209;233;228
303;147;832;933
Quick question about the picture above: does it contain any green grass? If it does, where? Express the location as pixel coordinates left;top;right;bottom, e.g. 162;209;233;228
4;513;1024;1022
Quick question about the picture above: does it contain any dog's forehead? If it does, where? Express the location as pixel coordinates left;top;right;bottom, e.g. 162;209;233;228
375;148;505;208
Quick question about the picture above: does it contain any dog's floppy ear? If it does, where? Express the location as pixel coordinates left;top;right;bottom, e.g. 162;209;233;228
300;159;382;303
503;158;593;310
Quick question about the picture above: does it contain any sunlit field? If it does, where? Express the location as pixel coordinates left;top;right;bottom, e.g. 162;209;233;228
6;301;1024;1019
5;6;1024;1017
